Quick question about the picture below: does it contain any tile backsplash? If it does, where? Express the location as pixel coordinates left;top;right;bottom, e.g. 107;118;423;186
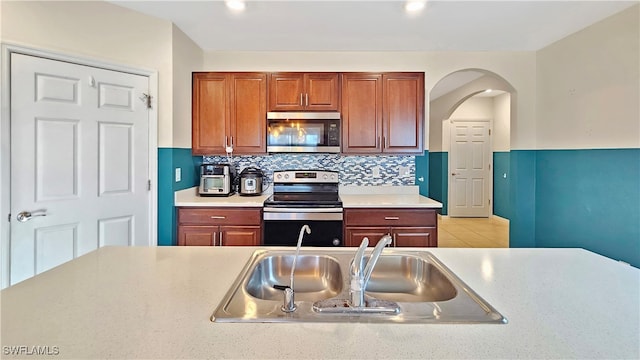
202;154;415;186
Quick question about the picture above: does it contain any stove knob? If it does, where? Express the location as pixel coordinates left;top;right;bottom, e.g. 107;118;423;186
284;174;290;180
276;174;282;180
331;174;336;180
323;174;328;180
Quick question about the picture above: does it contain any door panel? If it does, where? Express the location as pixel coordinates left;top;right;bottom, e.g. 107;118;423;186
192;73;229;154
382;73;424;153
344;227;390;247
305;73;339;110
268;73;304;111
449;120;491;217
220;226;261;246
10;53;150;285
99;122;133;195
341;73;382;153
230;73;267;153
36;118;79;201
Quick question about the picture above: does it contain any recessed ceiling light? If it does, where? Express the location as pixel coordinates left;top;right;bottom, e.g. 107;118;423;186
226;0;246;12
405;1;426;13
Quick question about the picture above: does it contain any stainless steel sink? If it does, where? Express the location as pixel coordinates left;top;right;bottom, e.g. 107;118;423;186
245;254;343;301
365;254;457;302
212;249;506;324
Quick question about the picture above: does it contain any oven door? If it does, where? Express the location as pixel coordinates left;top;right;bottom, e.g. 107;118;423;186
263;211;343;247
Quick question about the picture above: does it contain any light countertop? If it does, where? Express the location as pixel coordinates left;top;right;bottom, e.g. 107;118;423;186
1;246;638;359
175;186;271;207
175;185;442;209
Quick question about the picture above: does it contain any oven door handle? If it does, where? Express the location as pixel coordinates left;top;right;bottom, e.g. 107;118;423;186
263;207;342;213
263;212;343;221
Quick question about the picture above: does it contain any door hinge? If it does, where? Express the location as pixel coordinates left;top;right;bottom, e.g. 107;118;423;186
489;164;491;170
7;213;10;222
147;180;151;191
489;199;491;205
140;93;152;109
489;129;491;135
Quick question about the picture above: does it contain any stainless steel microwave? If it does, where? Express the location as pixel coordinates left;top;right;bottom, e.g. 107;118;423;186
267;112;340;153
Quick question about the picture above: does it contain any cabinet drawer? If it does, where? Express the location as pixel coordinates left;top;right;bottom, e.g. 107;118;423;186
344;208;436;227
177;208;261;226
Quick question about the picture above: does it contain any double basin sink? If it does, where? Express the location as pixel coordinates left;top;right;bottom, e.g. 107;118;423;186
212;249;506;323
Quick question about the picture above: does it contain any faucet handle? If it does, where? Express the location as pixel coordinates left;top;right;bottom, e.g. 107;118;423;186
352;237;369;276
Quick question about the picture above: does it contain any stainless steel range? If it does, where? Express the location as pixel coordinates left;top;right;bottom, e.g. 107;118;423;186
263;170;343;247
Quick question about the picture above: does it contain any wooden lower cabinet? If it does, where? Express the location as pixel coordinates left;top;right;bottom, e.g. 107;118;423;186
220;226;261;246
178;225;218;246
344;208;438;247
177;207;262;246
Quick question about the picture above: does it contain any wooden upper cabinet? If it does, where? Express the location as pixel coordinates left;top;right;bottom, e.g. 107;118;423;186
192;73;229;155
268;73;339;111
341;73;383;153
342;72;424;154
382;73;424;154
192;72;266;155
230;73;267;153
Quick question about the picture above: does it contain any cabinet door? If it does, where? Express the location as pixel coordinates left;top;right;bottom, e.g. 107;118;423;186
382;73;424;154
230;73;267;154
269;73;304;111
341;73;383;153
178;225;218;246
192;73;229;155
392;227;437;247
220;226;261;246
304;73;339;111
344;227;390;247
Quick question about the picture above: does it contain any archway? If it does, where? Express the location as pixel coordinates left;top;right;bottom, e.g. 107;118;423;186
424;68;516;247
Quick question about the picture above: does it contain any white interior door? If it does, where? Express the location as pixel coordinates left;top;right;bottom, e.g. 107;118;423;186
448;120;491;217
10;53;150;285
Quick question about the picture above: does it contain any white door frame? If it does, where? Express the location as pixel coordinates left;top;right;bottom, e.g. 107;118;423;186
447;118;493;217
0;43;159;289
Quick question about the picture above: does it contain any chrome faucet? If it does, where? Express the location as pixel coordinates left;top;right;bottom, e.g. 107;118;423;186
278;224;311;313
350;235;392;308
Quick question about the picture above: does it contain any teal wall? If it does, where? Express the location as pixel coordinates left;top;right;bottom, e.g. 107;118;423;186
428;152;448;215
509;150;537;248
534;149;640;266
158;148;202;246
415;150;429;197
493;152;511;219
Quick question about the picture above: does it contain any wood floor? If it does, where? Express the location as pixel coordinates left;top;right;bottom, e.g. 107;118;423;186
437;215;509;248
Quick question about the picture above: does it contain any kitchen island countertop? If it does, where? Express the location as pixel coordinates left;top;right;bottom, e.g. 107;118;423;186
1;246;637;359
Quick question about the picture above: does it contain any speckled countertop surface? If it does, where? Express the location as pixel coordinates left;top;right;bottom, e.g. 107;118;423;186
175;185;442;209
1;247;638;359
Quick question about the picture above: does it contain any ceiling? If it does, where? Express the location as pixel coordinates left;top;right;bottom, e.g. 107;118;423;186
108;0;636;52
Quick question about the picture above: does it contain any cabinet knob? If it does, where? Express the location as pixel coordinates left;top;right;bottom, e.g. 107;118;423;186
332;238;341;246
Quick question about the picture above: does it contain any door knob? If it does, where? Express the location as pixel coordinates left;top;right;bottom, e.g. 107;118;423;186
451;172;459;176
16;209;47;222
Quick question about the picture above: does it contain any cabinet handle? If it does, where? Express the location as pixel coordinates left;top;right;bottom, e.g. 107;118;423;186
210;216;226;219
377;136;381;149
300;93;304;106
224;136;229;148
230;136;234;147
383;136;387;149
384;216;400;220
305;93;309;107
219;231;223;246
